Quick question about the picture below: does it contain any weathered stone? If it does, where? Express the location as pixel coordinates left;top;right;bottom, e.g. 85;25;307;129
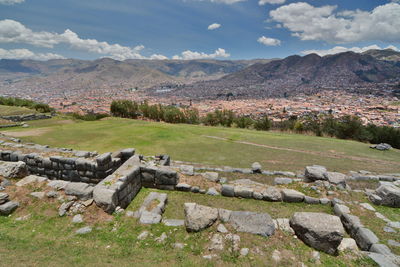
276;218;295;234
319;198;331;205
0;201;19;215
218;208;231;223
72;214;83;224
46;191;59;198
305;165;327;181
208;233;224;251
354;227;379;251
176;183;191;192
225;233;241;251
96;152;112;166
281;189;304;203
201;172;219;182
369;194;383;205
388;240;400;247
180;165;194;176
274;177;293;185
262;187;282;201
162;219;184;227
16;175;48;187
217;224;228;233
367;253;399;267
253;191;263;200
324;172;346;185
375;185;400;208
184;203;218;232
137;231;149;240
360;202;376;211
221;184;235;197
234;186;253;199
338;238;359;253
76;226;92;235
290;212;345;255
333;204;350;217
47;180;69;190
229;211;275;237
341;213;364;236
65;182;94;200
137;192;167;216
0;161;28;178
0;193;9;204
206;187;219;196
58;201;74;217
240;248;249;256
251;162;262;173
304;196;320;204
387;221;400;229
30;192;45;199
139;211;162;224
370;244;392;255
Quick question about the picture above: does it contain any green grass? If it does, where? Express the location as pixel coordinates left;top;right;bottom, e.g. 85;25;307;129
2;117;400;173
0;186;377;267
0;104;37;116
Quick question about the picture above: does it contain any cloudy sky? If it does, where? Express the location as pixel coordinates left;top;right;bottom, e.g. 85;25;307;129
0;0;399;60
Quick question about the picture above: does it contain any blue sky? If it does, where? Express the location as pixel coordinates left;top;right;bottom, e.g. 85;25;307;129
0;0;399;60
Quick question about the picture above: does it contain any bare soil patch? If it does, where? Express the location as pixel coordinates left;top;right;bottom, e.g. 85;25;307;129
1;128;51;137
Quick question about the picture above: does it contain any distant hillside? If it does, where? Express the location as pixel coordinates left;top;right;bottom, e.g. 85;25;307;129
363;49;400;62
155;51;400;99
0;58;273;93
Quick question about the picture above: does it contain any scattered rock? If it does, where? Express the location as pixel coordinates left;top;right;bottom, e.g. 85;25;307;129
338;238;359;252
276;218;295;234
47;180;69;190
201;172;219;182
360;203;376;211
16;175;48;187
76;226;92;235
370;143;392;151
163;219;184;227
218;208;231;223
155;232;167;243
272;250;281;263
375;185;400;208
333;204;350;217
176;183;191;192
387;221;400;229
354;227;379;251
15;214;31;221
46;191;59;198
388;240;400;247
383;226;396;233
240;248;249;256
0;201;19;216
367;253;399;267
0;161;28;178
251;162;262;173
173;243;185;249
370;244;392;255
221;185;235;197
180;165;194;176
72;214;83;224
206;187;219;196
304;196;320;205
229;211;275;237
184;203;218;232
234;186;253;199
305;165;327;181
274;177;293;185
139;211;162;224
290;212;345;255
208;233;224;251
58;201;74;217
30;192;45;199
225;233;240;251
0;192;9;204
217;224;228;233
137;231;149;240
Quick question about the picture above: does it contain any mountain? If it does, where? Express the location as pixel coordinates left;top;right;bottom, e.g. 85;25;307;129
153;51;400;99
363;48;400;62
0;58;273;92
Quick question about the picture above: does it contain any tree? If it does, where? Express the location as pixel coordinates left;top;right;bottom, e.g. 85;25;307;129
254;116;272;131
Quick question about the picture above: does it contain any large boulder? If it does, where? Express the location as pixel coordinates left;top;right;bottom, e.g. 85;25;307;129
234;186;253;199
262;187;282;202
305;165;327;181
354;227;379;251
0;161;28;178
201;172;219;182
184;203;218;232
281;189;304;202
229;211;275;237
290;212;345;255
65;182;94;200
375;185;400;208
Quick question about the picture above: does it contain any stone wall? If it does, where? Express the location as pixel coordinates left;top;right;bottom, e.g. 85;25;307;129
1;114;52;122
0;149;135;184
93;155;179;213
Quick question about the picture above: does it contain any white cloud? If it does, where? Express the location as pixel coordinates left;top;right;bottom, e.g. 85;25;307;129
0;48;65;60
0;19;168;60
172;48;230;60
257;36;281;46
207;23;221;30
301;45;399;57
269;2;400;44
149;54;168;60
259;0;285;6
0;0;24;5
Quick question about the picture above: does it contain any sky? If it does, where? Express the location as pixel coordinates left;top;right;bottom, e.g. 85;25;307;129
0;0;399;61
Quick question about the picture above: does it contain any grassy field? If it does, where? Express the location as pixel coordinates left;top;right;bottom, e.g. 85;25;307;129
0;104;36;116
0;183;379;267
1;116;399;173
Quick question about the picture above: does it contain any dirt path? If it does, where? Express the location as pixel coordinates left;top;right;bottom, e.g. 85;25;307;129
1;128;51;137
203;135;400;167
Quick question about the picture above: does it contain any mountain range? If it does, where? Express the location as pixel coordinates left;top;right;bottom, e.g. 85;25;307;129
0;49;399;100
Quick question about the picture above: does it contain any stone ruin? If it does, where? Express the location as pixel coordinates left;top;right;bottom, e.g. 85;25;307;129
1;135;400;266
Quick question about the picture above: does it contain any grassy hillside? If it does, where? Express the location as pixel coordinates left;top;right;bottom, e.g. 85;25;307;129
1;116;399;173
0;104;36;116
